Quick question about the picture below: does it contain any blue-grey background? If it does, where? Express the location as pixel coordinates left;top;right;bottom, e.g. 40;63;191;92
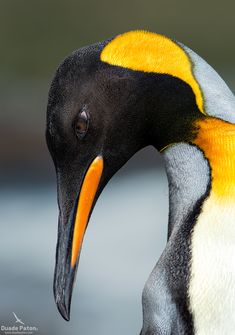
0;1;234;334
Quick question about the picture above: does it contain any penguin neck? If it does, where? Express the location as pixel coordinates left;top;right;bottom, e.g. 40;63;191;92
161;116;235;238
155;53;235;237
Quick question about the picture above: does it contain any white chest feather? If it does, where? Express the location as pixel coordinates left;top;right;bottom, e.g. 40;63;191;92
189;195;235;335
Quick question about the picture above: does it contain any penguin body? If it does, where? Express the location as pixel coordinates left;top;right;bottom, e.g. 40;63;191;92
46;31;235;334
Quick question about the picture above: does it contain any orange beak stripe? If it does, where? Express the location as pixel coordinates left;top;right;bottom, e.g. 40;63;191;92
71;156;104;268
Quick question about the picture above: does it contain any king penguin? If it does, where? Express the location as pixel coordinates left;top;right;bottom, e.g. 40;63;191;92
46;31;235;334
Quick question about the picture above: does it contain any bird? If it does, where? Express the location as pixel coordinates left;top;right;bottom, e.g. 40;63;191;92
46;30;235;334
13;312;25;325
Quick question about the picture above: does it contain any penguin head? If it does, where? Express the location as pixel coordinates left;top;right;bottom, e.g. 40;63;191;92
46;31;205;321
46;42;153;320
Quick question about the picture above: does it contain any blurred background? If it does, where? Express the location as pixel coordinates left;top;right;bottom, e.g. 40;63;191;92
0;1;234;334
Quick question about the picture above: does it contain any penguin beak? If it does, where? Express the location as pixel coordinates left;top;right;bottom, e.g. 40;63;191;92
53;156;104;321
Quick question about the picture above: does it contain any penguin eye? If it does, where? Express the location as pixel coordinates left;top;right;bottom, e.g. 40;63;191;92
74;109;89;139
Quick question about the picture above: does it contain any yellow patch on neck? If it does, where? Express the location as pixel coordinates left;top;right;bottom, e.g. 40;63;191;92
101;30;204;114
194;118;235;200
